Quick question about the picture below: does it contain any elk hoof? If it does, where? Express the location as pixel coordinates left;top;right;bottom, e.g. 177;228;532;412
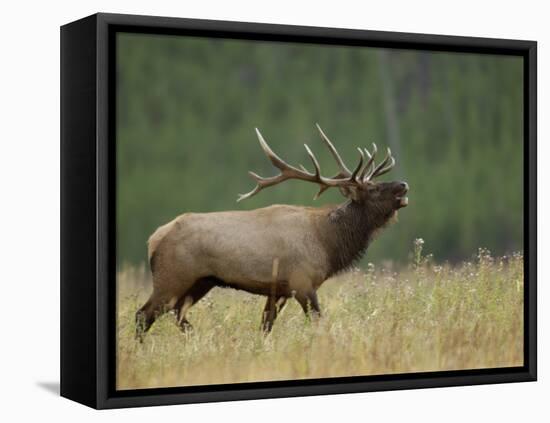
178;320;193;333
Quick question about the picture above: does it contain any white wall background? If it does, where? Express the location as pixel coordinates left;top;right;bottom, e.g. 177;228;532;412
0;0;546;420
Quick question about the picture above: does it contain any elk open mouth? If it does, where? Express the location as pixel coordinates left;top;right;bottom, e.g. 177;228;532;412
397;196;409;207
395;184;409;208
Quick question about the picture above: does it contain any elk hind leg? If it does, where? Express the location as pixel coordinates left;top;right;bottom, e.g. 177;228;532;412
135;290;175;342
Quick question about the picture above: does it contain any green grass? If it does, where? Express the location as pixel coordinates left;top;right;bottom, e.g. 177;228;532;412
116;245;523;390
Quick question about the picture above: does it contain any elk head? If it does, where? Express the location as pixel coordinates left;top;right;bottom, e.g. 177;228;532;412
238;124;409;216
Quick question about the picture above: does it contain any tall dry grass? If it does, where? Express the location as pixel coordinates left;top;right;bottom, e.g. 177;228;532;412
116;243;523;390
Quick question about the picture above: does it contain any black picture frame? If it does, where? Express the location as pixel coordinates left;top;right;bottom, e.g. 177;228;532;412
60;12;537;409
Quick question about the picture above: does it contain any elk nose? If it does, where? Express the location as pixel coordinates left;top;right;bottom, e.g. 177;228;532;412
399;181;409;192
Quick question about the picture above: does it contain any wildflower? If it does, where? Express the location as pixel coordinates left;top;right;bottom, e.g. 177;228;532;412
414;238;425;247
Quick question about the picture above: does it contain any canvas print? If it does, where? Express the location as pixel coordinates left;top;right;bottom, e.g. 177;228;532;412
115;33;524;390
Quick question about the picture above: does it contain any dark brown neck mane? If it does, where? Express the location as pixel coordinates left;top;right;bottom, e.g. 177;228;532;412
321;199;395;277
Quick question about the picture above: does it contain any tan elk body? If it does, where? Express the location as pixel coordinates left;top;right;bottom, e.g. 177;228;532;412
136;125;409;338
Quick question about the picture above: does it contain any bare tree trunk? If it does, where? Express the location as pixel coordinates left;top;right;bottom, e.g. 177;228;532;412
377;50;405;178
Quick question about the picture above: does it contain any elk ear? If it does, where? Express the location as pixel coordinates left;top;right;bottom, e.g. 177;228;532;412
339;186;361;201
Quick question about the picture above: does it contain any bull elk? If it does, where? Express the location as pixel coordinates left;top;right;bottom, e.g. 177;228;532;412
136;124;409;339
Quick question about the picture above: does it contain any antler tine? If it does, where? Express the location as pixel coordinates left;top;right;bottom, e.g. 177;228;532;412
304;144;322;177
366;147;394;181
237;172;262;202
359;143;378;181
316;123;351;178
350;148;366;182
373;156;396;178
304;143;331;200
313;185;330;200
237;168;280;202
255;128;301;173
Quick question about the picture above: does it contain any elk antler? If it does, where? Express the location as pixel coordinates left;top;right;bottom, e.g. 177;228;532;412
237;125;396;202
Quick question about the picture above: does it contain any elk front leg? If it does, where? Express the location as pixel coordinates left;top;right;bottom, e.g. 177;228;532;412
295;291;321;319
261;296;287;332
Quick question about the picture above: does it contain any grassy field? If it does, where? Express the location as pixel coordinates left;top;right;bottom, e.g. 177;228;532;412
116;244;524;390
